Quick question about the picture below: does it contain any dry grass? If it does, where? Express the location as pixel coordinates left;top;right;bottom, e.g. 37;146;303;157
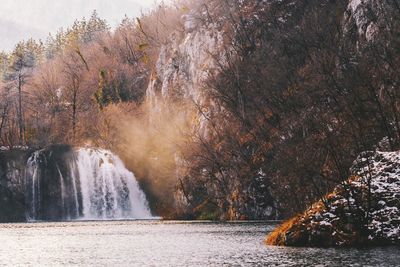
265;215;301;246
266;197;331;246
266;180;353;246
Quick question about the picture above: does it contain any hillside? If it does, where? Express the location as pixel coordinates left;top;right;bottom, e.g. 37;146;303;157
0;0;399;222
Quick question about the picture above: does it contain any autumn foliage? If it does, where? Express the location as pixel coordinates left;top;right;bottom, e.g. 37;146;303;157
1;0;400;219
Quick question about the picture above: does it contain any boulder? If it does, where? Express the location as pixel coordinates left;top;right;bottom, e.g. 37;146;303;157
266;151;400;247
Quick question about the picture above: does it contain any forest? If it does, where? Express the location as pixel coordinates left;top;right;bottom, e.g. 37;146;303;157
0;0;399;221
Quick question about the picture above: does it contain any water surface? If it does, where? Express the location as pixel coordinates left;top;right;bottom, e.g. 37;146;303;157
0;221;398;266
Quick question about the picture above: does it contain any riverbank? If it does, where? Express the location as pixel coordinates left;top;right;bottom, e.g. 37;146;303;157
266;151;400;247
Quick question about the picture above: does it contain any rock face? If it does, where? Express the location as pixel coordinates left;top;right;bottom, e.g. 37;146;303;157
146;1;227;139
147;15;223;104
147;1;225;104
266;151;400;247
344;0;397;43
0;145;76;222
0;148;33;222
145;1;279;220
25;145;76;221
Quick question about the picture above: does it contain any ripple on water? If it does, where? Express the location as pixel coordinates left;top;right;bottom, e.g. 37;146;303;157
0;221;398;266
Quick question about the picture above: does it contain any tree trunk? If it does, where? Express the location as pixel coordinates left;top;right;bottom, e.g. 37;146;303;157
17;74;24;145
72;85;78;144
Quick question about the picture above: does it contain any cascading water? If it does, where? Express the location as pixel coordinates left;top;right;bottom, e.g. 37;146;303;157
26;151;41;220
72;148;152;219
25;147;152;221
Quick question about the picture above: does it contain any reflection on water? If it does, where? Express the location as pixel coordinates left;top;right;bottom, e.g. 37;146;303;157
0;221;398;266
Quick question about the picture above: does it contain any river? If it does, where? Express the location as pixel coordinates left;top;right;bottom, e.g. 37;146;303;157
0;221;398;266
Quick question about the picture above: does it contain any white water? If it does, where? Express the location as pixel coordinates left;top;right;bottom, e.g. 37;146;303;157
73;148;152;220
26;148;152;221
26;151;41;220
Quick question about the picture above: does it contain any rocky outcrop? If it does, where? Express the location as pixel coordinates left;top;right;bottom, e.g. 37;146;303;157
146;2;225;105
266;151;400;247
344;0;399;43
0;145;74;222
0;147;33;222
25;145;76;221
146;1;229;139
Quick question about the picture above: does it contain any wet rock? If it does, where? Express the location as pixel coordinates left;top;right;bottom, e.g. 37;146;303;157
0;148;35;222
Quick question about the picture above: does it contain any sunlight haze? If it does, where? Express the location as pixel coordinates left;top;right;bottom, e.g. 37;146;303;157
0;0;156;51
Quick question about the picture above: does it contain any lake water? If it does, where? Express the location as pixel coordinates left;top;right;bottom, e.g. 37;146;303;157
0;221;398;266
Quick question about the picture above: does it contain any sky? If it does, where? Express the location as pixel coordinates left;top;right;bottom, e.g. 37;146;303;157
0;0;157;52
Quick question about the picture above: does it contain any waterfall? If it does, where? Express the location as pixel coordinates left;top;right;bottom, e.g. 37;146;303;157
26;151;41;220
25;147;152;221
73;148;152;220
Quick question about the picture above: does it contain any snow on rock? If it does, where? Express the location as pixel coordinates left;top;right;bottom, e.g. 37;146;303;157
344;0;394;42
266;150;400;247
351;151;400;243
349;0;362;12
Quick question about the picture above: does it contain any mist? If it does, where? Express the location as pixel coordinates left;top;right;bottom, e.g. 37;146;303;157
98;99;195;214
0;0;156;51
